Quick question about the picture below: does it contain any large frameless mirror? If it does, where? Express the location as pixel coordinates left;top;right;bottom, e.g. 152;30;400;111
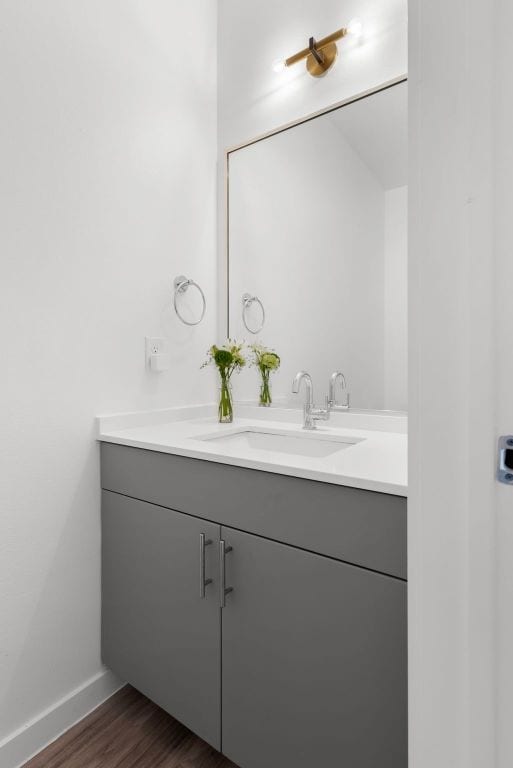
227;79;408;412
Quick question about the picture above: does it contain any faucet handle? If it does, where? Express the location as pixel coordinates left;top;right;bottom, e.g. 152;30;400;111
310;395;330;422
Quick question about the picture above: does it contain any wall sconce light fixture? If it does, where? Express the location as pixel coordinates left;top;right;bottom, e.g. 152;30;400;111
273;19;363;78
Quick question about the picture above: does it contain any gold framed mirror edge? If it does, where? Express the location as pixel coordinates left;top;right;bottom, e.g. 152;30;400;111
223;73;408;337
225;73;408;157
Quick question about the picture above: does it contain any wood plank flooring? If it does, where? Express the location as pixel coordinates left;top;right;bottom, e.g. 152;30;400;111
22;685;238;768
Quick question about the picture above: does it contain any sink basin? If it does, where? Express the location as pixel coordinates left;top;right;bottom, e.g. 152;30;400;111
196;428;362;458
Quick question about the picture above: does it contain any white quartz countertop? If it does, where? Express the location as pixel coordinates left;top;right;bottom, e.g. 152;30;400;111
96;404;407;497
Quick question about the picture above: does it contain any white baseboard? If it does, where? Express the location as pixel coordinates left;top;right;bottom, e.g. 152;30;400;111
0;669;123;768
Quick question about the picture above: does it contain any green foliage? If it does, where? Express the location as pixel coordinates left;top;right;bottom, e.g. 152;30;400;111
250;343;281;374
202;340;246;380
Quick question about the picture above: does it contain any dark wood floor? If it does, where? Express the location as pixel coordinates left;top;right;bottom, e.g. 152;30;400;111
23;685;238;768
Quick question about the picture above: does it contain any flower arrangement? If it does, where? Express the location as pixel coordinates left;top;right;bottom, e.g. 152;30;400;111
250;343;281;407
202;341;246;422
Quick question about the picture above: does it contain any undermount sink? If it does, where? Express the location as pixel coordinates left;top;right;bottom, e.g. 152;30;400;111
196;427;363;458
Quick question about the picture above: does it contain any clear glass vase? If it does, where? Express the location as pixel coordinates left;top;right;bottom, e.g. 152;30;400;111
259;370;272;407
218;377;233;423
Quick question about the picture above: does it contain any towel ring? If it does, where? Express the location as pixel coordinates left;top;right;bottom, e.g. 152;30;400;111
173;275;206;326
242;293;265;334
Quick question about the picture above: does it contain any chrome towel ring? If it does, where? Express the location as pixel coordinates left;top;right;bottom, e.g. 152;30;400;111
173;275;206;326
242;293;265;334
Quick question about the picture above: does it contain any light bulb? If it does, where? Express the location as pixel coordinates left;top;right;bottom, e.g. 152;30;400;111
272;58;286;73
347;18;363;37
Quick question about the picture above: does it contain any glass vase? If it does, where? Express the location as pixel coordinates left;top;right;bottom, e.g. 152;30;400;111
218;377;233;423
259;370;272;407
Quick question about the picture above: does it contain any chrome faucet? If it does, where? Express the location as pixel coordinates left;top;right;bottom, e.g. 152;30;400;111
328;371;350;411
292;371;330;430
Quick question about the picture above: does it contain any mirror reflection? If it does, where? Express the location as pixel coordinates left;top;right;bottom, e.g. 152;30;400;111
228;80;407;412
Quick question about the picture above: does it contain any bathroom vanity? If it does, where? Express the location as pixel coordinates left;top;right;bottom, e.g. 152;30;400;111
99;407;407;768
100;76;409;768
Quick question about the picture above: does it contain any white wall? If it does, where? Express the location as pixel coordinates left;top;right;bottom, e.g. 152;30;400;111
384;186;408;411
0;1;217;762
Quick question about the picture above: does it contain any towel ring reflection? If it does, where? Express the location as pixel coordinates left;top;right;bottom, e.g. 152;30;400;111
173;275;206;326
242;293;265;334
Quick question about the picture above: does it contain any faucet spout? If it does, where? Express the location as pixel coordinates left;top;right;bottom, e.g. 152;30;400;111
328;371;350;410
292;371;329;430
292;371;313;403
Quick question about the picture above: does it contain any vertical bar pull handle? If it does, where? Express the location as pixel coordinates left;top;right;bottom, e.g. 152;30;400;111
219;539;233;608
200;533;213;598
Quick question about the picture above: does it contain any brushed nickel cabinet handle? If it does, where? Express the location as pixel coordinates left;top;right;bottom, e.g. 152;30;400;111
219;539;233;608
200;533;213;598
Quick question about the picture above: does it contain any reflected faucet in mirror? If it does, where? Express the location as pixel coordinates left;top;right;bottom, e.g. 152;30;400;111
328;371;350;411
292;371;330;430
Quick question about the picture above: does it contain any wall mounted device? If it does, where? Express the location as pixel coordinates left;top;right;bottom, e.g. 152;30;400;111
498;435;513;484
145;336;171;372
273;18;363;78
173;275;206;326
242;293;265;334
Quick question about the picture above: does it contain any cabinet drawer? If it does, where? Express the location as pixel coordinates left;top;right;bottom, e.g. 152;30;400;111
101;443;406;579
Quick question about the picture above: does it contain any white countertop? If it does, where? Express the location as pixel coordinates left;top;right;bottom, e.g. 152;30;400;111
96;404;407;497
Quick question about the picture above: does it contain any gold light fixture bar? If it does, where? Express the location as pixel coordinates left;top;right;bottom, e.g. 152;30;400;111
274;19;363;78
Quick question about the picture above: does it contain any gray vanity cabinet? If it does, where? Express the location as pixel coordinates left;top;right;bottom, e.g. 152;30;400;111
221;526;407;768
101;491;221;750
101;444;407;767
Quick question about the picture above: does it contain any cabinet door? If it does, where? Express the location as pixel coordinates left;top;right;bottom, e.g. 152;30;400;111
102;491;221;749
221;527;407;768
